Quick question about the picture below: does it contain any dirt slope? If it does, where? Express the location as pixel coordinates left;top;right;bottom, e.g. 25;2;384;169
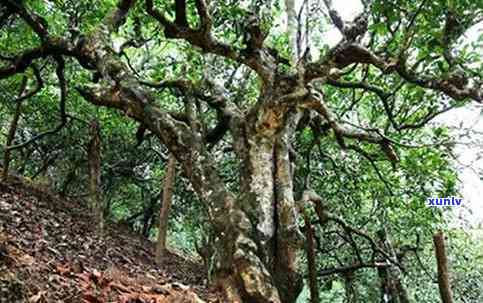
0;175;221;303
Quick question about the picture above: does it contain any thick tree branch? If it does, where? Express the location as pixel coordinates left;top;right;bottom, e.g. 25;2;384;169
300;205;320;303
141;77;237;146
2;0;49;40
194;0;211;32
174;0;188;27
75;82;192;160
322;0;367;42
322;0;344;33
0;40;76;79
106;0;137;32
2;75;27;181
144;0;274;82
396;63;482;102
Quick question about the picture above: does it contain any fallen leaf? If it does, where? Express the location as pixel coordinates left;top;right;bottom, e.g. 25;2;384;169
29;291;46;303
56;264;71;276
18;253;35;266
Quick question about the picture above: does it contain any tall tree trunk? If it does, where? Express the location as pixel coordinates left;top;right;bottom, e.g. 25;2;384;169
202;102;304;303
87;120;103;234
377;229;410;303
377;234;398;303
302;207;320;303
378;265;397;303
141;194;157;238
155;153;176;263
2;77;27;182
433;231;453;303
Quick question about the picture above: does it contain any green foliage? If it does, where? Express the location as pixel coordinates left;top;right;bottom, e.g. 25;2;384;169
1;0;482;301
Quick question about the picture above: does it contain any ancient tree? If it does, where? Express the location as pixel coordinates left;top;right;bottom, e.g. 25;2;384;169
0;0;481;302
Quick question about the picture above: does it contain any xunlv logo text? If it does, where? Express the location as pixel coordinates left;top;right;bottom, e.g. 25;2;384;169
427;197;462;207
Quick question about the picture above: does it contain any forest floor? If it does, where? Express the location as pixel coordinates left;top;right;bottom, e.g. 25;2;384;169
0;173;222;303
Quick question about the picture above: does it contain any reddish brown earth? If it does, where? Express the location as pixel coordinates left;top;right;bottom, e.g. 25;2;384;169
0;174;222;303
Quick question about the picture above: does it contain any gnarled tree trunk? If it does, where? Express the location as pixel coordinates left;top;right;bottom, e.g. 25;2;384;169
78;45;306;302
71;3;304;302
187;102;304;303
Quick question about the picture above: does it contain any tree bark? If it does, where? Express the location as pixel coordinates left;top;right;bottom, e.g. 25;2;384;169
87;120;103;235
377;229;410;303
222;103;303;303
155;153;176;263
285;0;298;62
377;234;398;303
302;207;320;303
2;77;27;182
433;231;453;303
378;264;397;303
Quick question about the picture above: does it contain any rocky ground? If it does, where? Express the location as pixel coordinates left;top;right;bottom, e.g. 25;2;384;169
0;174;222;303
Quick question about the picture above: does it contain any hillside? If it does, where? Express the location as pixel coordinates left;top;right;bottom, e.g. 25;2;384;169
0;174;221;303
1;0;483;301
